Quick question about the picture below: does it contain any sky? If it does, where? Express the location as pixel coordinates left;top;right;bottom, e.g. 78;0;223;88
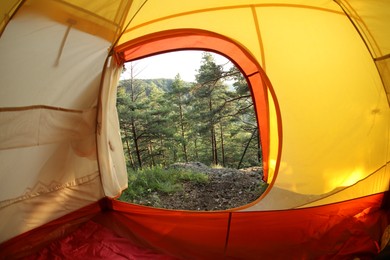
121;50;232;82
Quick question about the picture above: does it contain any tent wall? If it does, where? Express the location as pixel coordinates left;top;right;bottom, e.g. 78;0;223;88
97;56;128;197
105;197;387;259
0;0;22;35
335;0;390;104
0;0;128;243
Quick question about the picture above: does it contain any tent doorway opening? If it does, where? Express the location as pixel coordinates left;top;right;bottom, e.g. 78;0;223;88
116;50;266;211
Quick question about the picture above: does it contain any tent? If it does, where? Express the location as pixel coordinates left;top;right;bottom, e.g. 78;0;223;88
0;0;389;258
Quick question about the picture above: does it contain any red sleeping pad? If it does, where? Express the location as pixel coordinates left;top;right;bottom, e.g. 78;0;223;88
23;220;177;260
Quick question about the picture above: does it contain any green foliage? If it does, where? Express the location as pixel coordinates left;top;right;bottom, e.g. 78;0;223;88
117;54;265;210
117;52;262;170
118;166;209;203
143;78;174;93
258;181;269;195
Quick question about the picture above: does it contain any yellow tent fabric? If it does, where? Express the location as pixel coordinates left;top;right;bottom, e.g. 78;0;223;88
0;0;389;251
117;0;390;211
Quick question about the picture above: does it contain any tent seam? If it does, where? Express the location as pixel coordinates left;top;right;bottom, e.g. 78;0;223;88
295;161;390;209
0;172;100;209
123;4;344;35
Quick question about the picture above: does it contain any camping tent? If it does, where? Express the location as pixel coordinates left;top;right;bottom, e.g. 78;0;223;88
0;0;389;258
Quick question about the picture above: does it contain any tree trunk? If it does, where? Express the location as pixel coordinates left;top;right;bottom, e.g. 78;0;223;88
194;137;199;160
210;125;219;165
256;132;262;164
124;131;135;170
131;118;143;169
178;101;188;162
209;95;218;165
220;124;225;167
237;128;257;169
160;138;167;167
128;67;143;169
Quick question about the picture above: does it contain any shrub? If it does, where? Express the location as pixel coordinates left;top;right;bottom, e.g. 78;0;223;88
119;166;209;204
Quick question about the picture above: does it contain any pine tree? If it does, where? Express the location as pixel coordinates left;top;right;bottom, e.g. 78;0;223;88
117;52;261;169
118;63;151;169
166;74;190;162
192;52;228;166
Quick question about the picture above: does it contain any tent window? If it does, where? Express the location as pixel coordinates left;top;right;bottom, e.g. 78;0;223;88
116;50;266;211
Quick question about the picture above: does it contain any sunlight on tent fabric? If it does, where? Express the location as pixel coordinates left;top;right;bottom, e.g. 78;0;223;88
266;90;280;185
268;160;277;175
261;6;389;195
340;169;364;187
318;168;365;193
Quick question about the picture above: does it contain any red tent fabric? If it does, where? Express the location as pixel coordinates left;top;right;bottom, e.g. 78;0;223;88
1;194;388;259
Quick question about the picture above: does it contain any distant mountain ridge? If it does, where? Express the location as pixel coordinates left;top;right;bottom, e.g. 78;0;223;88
119;78;193;94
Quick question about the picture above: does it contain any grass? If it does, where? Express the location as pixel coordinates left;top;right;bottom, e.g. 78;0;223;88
118;165;209;204
210;164;224;169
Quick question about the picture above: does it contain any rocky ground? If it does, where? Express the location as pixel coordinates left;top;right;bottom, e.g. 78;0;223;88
138;162;267;211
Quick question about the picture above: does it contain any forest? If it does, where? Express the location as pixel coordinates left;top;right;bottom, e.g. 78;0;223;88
117;52;262;170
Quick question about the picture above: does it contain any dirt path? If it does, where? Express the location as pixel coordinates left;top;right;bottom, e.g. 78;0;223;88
141;162;266;211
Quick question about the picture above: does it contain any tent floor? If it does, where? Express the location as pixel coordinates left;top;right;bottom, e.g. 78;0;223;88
22;218;177;260
1;195;389;259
